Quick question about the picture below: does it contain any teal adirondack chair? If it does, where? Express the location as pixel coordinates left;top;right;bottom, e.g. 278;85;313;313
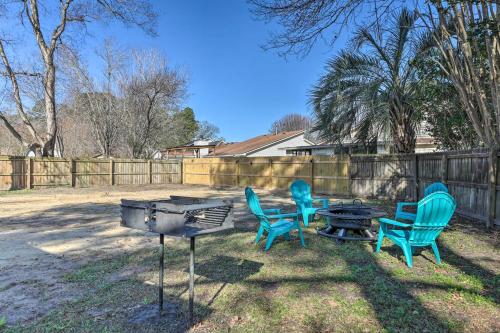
290;179;329;226
395;182;448;221
245;187;305;251
376;191;456;268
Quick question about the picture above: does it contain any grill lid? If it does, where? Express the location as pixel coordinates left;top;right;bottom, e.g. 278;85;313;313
120;196;234;238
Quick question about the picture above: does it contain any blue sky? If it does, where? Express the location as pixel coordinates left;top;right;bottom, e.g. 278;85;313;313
1;1;348;142
89;1;346;142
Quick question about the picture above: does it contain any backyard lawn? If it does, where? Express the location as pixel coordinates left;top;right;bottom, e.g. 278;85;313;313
0;184;498;332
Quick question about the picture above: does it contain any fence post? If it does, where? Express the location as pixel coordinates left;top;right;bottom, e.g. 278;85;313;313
487;148;497;228
236;159;240;187
348;156;353;197
209;159;213;187
414;154;419;200
310;157;315;194
109;159;114;186
181;158;185;184
70;159;75;188
441;153;448;185
148;160;152;184
26;157;32;189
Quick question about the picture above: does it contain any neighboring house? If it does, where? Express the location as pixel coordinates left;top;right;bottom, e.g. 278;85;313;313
283;134;437;156
209;131;314;157
161;140;223;159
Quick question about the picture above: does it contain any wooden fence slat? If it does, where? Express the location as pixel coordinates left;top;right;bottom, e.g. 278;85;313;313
487;149;497;228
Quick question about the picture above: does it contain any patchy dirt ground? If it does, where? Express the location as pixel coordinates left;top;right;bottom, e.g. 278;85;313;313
0;184;262;325
0;185;498;332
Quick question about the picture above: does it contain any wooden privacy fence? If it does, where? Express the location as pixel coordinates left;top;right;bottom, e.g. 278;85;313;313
184;150;498;228
0;156;181;190
1;150;498;227
182;156;350;195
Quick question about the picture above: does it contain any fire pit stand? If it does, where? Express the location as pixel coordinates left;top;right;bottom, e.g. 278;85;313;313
316;200;386;243
120;196;234;323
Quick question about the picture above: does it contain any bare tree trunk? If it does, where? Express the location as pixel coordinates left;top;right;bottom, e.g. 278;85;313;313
424;1;500;148
42;63;58;156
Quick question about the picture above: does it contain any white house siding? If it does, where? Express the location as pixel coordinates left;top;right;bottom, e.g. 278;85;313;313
311;147;335;156
246;134;312;157
415;147;437;153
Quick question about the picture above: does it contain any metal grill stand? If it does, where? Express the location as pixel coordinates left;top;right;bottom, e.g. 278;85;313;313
158;235;195;322
120;196;234;325
159;234;164;311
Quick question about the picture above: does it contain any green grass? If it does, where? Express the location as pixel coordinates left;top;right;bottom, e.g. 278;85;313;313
3;219;499;333
0;189;34;197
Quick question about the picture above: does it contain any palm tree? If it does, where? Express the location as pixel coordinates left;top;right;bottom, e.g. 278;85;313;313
311;9;424;153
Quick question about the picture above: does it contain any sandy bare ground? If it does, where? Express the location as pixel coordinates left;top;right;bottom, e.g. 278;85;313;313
0;184;285;325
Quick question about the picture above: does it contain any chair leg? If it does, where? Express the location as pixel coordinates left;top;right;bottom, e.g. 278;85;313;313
302;212;309;227
265;232;276;251
431;241;441;265
375;227;384;253
297;227;305;247
402;244;413;268
255;226;264;244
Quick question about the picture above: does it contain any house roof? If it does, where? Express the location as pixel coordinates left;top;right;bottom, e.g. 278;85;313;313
210;131;305;157
161;140;223;152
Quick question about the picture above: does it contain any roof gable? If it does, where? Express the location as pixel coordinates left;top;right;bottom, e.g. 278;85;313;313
211;131;304;156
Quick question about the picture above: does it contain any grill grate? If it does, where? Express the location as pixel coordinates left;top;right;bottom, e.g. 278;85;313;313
119;196;234;322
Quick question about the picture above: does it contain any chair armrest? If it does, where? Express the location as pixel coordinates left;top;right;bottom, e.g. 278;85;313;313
263;208;281;214
396;202;417;209
312;197;329;208
395;202;417;221
379;218;412;228
267;212;300;219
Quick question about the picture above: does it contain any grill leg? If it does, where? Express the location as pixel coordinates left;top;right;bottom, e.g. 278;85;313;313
189;237;195;323
336;228;346;244
159;234;164;314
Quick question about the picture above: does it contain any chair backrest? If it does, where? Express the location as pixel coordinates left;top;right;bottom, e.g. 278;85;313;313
290;179;313;208
424;182;448;197
245;187;269;228
410;191;456;245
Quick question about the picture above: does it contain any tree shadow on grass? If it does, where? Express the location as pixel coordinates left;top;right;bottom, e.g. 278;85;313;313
343;246;452;332
187;255;264;307
438;243;499;304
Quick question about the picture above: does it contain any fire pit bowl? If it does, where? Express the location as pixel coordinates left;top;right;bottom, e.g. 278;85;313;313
316;200;386;243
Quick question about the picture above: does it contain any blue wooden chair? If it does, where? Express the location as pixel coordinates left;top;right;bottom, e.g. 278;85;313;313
376;191;456;268
245;187;305;251
395;182;448;221
290;179;329;227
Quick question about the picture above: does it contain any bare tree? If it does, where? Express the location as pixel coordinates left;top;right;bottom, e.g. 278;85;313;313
55;103;97;157
0;0;157;156
121;50;187;158
196;121;222;141
249;0;405;57
269;113;312;133
420;1;500;148
63;41;125;157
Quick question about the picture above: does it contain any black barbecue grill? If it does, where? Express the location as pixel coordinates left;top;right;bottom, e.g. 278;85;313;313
120;196;234;322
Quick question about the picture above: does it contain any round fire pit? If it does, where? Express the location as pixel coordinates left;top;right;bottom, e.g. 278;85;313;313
316;200;386;243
